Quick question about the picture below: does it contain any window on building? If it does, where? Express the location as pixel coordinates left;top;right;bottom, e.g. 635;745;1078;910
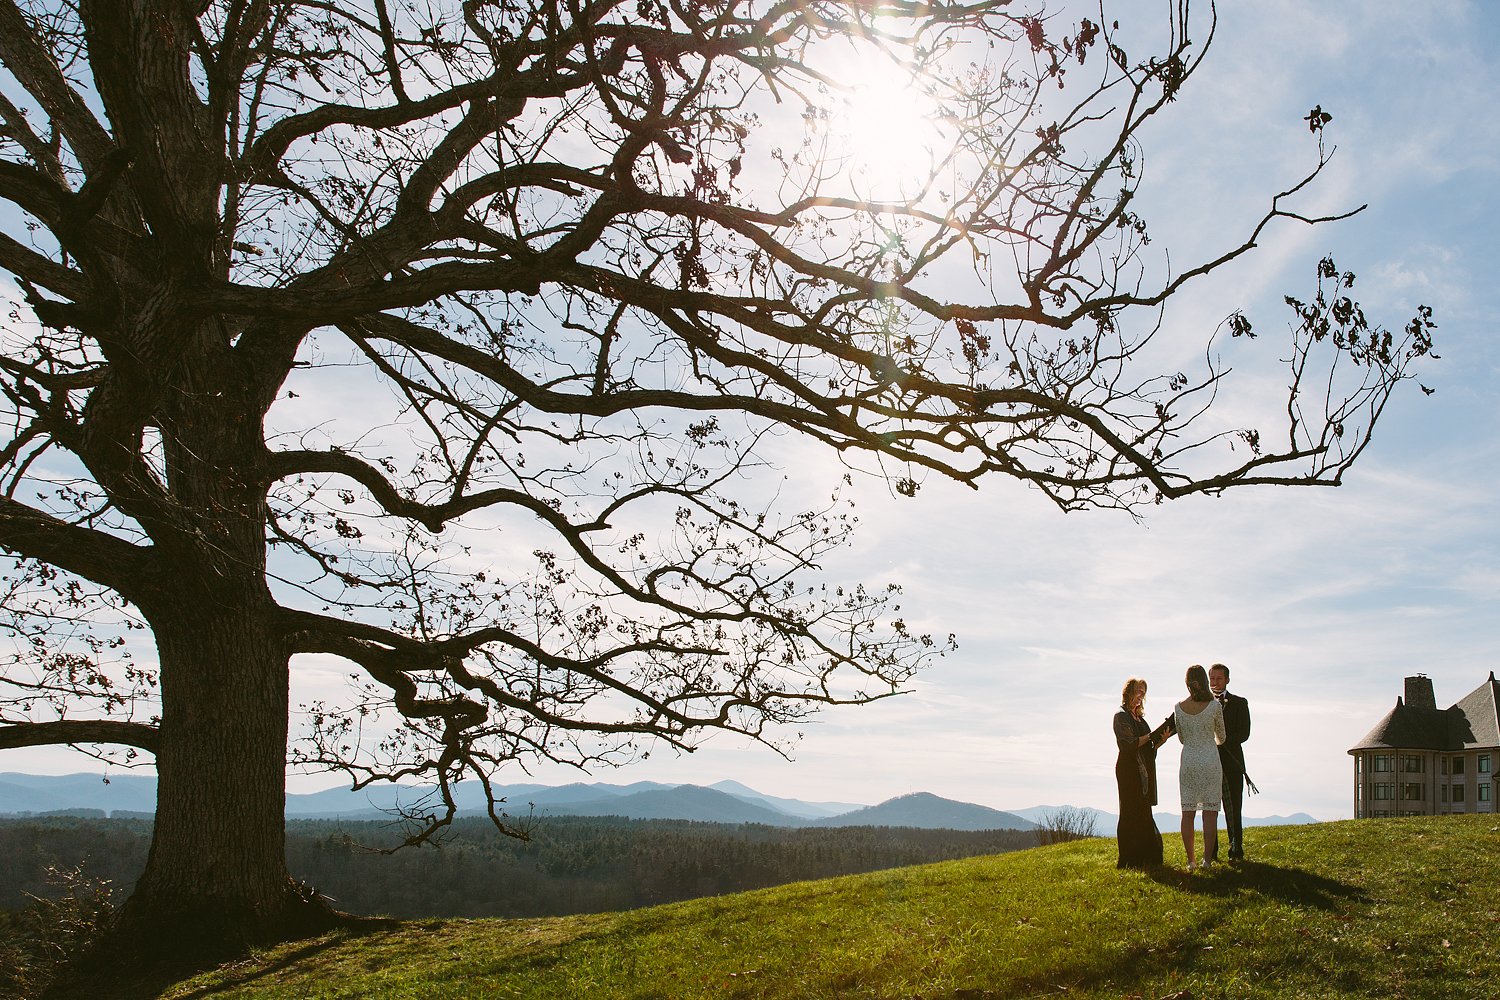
1453;783;1466;803
1373;755;1393;772
1441;784;1449;802
1453;756;1466;775
1401;783;1424;800
1402;755;1425;773
1441;757;1450;775
1480;754;1492;774
1480;784;1492;803
1373;783;1394;800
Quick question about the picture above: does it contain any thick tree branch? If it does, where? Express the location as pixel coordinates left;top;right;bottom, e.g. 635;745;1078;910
0;496;158;603
0;718;160;752
0;0;116;172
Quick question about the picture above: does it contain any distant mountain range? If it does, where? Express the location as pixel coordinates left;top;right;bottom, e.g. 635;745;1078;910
806;792;1034;831
1;772;161;816
1010;804;1320;831
0;773;1316;831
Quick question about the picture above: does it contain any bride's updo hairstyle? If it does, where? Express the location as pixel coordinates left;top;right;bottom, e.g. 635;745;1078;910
1185;664;1212;703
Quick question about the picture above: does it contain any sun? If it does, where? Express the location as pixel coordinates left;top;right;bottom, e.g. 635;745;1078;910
837;68;952;200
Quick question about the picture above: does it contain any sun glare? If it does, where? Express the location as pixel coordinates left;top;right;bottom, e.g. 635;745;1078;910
838;69;951;199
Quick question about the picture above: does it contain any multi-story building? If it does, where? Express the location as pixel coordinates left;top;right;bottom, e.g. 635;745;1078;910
1348;672;1499;818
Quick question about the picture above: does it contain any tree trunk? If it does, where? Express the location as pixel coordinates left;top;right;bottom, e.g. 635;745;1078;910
96;345;344;965
108;607;339;962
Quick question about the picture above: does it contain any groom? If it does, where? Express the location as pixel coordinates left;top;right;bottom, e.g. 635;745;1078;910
1209;663;1251;861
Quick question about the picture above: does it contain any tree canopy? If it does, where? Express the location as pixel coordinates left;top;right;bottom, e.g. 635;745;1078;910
0;0;1431;960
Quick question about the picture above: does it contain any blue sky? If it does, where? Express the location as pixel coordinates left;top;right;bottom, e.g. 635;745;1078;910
513;0;1500;821
9;1;1499;823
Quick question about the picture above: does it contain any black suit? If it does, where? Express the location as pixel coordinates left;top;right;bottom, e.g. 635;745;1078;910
1216;690;1251;860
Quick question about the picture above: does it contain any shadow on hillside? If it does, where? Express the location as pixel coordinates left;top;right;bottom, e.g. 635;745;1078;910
45;917;402;1000
1145;860;1368;911
923;862;1373;1000
169;919;405;1000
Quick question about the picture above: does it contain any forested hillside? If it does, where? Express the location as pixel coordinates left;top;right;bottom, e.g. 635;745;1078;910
1;817;1035;919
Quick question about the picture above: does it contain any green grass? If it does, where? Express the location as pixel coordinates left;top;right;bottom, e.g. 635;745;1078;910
156;816;1499;1000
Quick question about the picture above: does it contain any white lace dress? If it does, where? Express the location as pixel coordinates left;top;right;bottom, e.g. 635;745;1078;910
1175;699;1226;811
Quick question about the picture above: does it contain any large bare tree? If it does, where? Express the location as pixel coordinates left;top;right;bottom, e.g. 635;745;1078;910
0;0;1432;961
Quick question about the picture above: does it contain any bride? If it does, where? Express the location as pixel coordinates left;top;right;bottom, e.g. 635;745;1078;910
1170;664;1226;869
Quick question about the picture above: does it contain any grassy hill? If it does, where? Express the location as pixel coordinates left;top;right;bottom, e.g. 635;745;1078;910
148;816;1497;999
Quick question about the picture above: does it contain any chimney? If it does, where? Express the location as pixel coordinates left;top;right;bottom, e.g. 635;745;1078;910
1404;674;1436;711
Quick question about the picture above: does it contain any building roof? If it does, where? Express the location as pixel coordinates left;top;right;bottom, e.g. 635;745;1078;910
1451;672;1500;749
1348;672;1500;753
1349;702;1452;751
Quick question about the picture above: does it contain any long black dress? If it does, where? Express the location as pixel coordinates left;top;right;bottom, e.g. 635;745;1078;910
1113;708;1164;869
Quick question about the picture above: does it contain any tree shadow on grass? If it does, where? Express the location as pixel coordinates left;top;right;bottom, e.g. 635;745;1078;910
43;916;403;1000
923;861;1371;1000
1144;860;1369;911
924;915;1232;1000
167;922;407;1000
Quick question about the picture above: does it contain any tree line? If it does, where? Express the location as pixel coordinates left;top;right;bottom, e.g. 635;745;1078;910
0;816;1036;920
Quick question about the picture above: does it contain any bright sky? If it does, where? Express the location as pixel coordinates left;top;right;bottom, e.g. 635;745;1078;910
503;0;1500;821
9;1;1499;823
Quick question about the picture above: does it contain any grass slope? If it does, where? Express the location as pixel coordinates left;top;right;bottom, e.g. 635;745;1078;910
159;816;1499;999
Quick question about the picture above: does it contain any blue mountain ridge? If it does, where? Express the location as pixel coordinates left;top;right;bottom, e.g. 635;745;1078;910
807;792;1036;832
1010;803;1320;831
0;773;1315;830
528;785;801;825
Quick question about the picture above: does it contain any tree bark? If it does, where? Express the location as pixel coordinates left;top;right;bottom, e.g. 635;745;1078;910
108;606;338;961
97;316;341;961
